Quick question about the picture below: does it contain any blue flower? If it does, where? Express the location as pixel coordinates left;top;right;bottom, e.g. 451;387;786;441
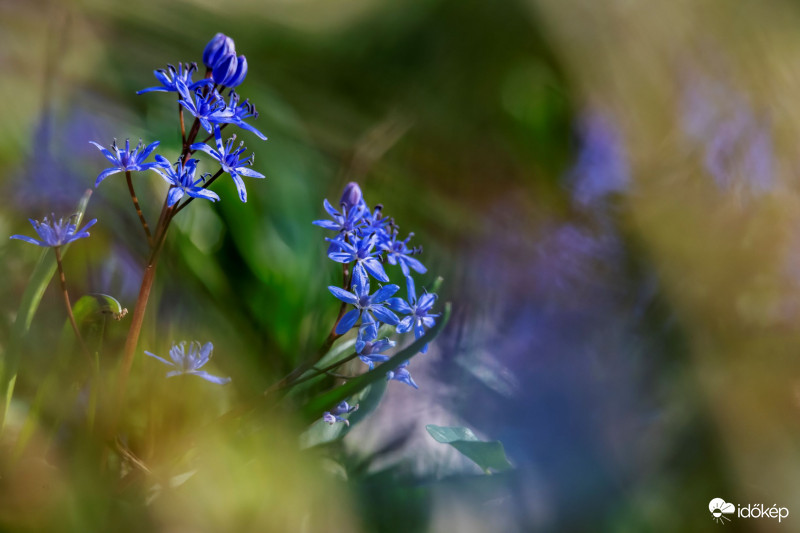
136;63;213;95
10;214;97;248
154;156;220;207
388;277;439;353
328;266;399;337
223;92;267;140
327;234;389;283
145;341;231;384
383;230;427;278
177;80;234;134
313;199;366;237
386;361;418;389
89;139;161;187
357;338;395;369
191;126;265;202
202;33;235;70
322;401;358;426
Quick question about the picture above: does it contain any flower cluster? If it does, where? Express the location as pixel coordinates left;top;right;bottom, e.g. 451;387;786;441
91;32;266;205
314;182;439;390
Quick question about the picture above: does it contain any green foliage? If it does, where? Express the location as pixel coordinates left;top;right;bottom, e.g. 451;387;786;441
425;424;513;474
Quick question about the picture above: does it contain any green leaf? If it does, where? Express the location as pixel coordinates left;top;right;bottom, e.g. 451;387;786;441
425;424;513;474
300;302;451;422
0;190;93;430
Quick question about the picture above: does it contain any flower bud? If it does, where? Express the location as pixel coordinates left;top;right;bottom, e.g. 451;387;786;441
339;182;363;209
212;54;238;85
202;33;235;69
224;55;248;88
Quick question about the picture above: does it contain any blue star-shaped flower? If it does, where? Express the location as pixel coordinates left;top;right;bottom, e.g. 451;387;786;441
89;139;161;187
313;199;367;238
136;63;213;95
154;156;220;207
356;338;395;369
191;126;265;202
223;92;267;140
388;277;439;353
322;401;358;426
145;341;231;384
328;266;399;337
327;234;390;283
386;361;418;389
177;80;234;134
10;214;97;248
383;230;427;278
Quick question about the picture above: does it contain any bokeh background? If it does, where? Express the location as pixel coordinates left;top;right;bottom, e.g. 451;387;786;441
2;0;800;531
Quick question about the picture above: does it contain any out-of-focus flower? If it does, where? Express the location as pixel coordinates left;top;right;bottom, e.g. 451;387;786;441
191;126;264;202
10;214;97;248
89;139;161;187
388;277;438;353
145;341;231;384
356;338;395;369
328;266;399;336
137;63;213;95
322;401;358;426
202;33;235;70
386;361;418;389
567;112;629;206
154;156;219;207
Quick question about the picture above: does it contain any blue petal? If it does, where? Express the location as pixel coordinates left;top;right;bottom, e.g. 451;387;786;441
370;284;399;304
328;286;358;305
386;297;412;314
335;309;360;335
372;305;399;325
363;258;389;282
95;168;122;187
397;316;414;334
167;187;184;207
190;370;231;385
9;235;45;247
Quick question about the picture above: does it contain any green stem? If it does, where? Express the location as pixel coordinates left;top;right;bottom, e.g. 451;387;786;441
54;246;91;362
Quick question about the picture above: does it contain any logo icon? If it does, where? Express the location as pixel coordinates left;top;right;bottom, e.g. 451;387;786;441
709;498;735;524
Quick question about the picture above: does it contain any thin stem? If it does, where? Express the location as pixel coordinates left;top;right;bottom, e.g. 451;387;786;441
179;103;186;148
54;246;92;362
125;171;152;246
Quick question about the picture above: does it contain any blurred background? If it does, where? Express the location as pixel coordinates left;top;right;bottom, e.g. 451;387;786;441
2;0;800;531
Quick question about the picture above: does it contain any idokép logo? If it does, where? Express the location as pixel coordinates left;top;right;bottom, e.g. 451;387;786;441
709;497;789;525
